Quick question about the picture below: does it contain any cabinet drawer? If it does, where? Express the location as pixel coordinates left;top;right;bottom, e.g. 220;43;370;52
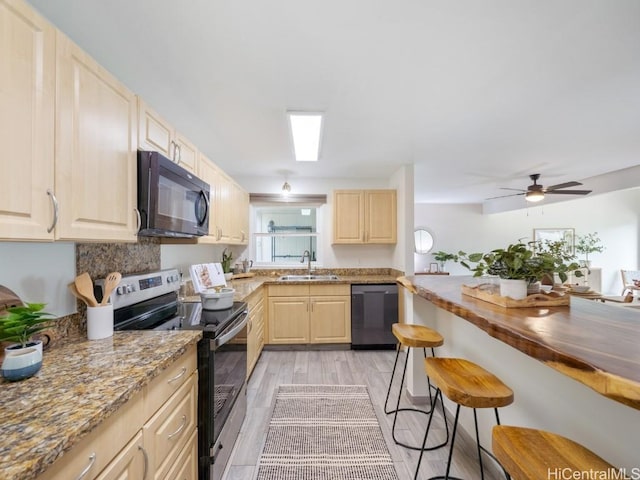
309;284;350;296
162;428;198;480
268;284;309;296
95;431;145;480
246;287;264;311
144;344;196;419
144;373;197;480
37;393;144;480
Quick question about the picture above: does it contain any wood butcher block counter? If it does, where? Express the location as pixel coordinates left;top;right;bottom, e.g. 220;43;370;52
399;275;640;410
0;330;202;480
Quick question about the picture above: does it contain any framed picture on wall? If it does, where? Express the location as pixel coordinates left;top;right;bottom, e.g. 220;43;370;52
533;228;575;254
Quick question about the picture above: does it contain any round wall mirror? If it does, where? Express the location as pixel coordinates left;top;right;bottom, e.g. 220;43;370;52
414;229;434;254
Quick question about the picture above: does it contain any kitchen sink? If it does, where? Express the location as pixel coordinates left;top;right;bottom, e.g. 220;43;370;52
278;274;340;281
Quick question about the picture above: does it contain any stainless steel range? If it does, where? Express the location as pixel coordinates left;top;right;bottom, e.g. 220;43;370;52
99;269;248;480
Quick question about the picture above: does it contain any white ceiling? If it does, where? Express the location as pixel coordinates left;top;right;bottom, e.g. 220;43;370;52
28;0;640;205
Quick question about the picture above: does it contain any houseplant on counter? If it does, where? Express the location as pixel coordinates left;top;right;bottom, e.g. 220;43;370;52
457;241;583;300
432;251;458;272
0;303;55;381
221;248;234;281
575;232;605;268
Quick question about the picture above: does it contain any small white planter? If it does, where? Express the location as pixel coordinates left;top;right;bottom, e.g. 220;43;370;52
499;278;528;300
1;341;43;381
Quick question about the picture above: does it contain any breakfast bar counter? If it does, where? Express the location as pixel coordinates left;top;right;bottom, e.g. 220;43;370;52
399;274;640;410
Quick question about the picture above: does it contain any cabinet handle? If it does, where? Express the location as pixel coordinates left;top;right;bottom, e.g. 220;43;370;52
167;367;187;384
46;189;59;233
134;208;141;233
168;415;187;440
74;453;96;480
138;445;149;480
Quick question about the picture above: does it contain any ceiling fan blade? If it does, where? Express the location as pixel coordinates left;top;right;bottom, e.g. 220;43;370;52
545;181;582;191
499;187;526;192
545;189;592;195
485;192;525;200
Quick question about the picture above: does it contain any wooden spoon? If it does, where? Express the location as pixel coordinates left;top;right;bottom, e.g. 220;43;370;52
68;282;93;307
100;272;122;305
74;272;98;307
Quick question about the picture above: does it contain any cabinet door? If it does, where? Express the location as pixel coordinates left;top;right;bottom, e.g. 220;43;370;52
333;190;364;244
162;429;198;480
0;0;55;240
248;296;264;376
230;182;249;244
95;432;145;480
197;155;222;242
310;296;351;343
174;133;198;174
138;98;173;158
267;297;309;344
55;32;137;241
217;172;233;243
365;190;396;244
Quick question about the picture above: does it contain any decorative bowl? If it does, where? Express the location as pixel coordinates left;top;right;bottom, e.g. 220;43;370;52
571;285;590;293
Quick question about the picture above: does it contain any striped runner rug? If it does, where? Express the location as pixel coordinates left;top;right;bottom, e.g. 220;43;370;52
256;384;399;479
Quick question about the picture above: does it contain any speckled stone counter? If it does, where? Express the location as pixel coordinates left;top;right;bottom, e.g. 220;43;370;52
0;330;202;480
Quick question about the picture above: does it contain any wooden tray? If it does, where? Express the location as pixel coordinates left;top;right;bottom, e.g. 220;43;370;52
462;283;569;308
231;272;256;279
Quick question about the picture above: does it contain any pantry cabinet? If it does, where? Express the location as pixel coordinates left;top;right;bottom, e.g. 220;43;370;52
0;0;56;240
267;284;351;345
138;98;198;174
37;345;197;480
55;32;138;242
332;189;397;244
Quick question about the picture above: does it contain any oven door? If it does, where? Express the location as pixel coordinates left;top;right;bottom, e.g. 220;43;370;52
137;150;210;237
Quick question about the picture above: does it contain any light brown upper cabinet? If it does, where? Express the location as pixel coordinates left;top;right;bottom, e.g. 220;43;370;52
138;98;197;174
55;31;138;242
332;190;397;244
198;154;249;245
0;0;56;240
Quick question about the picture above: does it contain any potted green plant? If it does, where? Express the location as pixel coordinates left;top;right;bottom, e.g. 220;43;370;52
432;251;458;272
457;242;582;300
221;248;234;280
0;303;55;381
575;232;605;267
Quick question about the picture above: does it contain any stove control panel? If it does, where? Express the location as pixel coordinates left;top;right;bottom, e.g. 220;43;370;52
97;268;181;309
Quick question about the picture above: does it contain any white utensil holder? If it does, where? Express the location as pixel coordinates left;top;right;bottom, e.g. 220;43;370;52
87;304;114;340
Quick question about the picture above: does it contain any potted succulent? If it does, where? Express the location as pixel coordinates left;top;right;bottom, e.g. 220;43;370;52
575;232;605;268
457;242;582;300
432;251;458;272
0;303;55;381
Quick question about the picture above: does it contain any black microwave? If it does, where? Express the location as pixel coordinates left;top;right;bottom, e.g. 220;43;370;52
137;150;210;238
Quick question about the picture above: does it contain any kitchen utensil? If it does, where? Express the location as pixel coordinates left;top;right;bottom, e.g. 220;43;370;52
100;272;121;305
68;282;94;307
74;273;98;307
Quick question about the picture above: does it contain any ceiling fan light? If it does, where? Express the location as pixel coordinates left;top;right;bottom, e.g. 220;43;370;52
526;190;544;202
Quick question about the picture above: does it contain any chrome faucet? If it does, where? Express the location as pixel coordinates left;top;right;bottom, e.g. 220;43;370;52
301;250;312;276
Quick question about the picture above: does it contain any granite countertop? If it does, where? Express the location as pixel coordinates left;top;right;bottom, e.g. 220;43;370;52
399;274;640;410
183;274;400;303
0;330;202;480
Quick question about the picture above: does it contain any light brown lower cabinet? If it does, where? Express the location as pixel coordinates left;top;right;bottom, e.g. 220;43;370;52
267;284;351;345
37;345;198;480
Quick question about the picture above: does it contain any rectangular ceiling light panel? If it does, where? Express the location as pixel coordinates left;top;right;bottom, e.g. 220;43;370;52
287;112;323;162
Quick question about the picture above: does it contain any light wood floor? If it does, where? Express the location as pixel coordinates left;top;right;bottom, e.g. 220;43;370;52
224;349;504;480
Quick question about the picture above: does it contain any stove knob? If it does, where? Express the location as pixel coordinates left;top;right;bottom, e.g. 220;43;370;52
116;286;125;295
126;284;134;293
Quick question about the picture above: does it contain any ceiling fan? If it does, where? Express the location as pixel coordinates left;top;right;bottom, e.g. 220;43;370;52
489;174;592;202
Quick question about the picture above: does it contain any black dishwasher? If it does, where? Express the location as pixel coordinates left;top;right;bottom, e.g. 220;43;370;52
351;284;398;349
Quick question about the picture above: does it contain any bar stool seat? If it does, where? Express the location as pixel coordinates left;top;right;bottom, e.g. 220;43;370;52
492;425;616;480
384;323;448;451
415;357;514;480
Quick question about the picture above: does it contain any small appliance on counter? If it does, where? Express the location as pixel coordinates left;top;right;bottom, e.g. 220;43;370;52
189;263;235;310
0;286;23;315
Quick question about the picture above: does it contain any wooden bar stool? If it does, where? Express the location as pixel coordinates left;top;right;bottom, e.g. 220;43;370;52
384;323;449;451
415;357;514;480
492;425;617;480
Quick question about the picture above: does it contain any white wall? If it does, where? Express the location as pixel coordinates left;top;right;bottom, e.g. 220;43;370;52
0;242;76;316
415;188;640;294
